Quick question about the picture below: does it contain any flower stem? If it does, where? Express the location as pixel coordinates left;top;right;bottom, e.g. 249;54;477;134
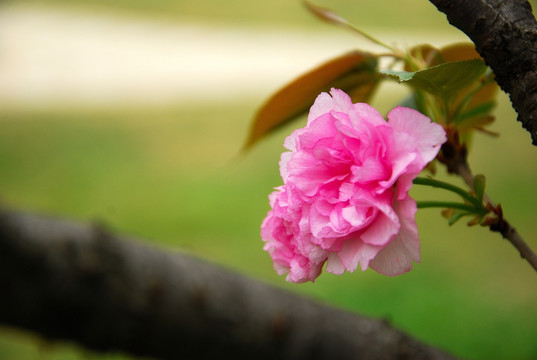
416;201;475;212
413;177;483;209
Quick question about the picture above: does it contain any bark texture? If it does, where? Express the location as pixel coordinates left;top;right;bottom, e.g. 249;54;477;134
428;0;537;145
0;208;454;360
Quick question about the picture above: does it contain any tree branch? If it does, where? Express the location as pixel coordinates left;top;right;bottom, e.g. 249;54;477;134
429;0;537;145
430;0;537;274
488;209;537;272
440;135;537;273
0;208;454;360
450;155;537;273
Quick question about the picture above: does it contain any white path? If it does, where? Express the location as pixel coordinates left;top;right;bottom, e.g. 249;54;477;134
0;5;465;107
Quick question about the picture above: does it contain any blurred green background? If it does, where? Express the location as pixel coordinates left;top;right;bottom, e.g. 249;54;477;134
1;1;537;359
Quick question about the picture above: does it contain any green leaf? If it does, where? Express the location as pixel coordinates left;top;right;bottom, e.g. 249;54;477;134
472;174;486;204
457;115;496;135
380;59;487;99
456;101;496;123
244;51;379;149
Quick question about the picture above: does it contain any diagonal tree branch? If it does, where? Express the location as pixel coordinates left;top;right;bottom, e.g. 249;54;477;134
0;208;454;360
440;142;537;273
428;0;537;145
428;0;537;273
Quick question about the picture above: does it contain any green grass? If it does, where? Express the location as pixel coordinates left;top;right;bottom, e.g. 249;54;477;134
1;91;537;360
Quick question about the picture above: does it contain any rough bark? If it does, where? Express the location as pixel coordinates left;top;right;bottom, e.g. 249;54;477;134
428;0;537;145
0;208;454;360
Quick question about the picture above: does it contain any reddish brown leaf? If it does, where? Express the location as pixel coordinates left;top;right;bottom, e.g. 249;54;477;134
244;51;379;148
303;0;348;27
440;42;481;62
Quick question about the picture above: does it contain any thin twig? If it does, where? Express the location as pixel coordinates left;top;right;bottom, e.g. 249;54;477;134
489;214;537;273
448;152;537;273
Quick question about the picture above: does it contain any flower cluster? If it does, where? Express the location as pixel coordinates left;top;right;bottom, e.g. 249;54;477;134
261;88;446;282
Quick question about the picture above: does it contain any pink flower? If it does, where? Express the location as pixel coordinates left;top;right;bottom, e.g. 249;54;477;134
261;88;446;283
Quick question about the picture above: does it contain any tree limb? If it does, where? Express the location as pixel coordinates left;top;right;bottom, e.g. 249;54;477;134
0;208;454;360
429;0;537;145
444;147;537;273
430;0;537;272
488;208;537;272
439;130;537;273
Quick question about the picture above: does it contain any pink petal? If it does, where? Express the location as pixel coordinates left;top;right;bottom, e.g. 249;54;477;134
379;151;418;191
279;152;293;182
341;204;374;229
329;88;354;113
298;114;339;150
388;106;446;163
326;252;346;274
350;102;387;127
351;156;390;184
360;209;400;246
286;152;324;196
307;88;353;125
369;197;420;275
337;239;382;272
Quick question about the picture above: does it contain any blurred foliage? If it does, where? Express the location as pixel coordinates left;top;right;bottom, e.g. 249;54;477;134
10;0;537;29
1;0;537;359
13;0;464;30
